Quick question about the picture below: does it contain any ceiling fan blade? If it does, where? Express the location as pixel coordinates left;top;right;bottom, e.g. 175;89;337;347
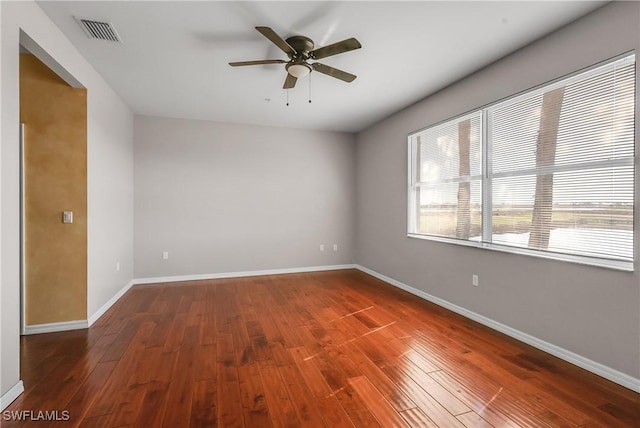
310;38;361;60
229;59;287;67
255;26;296;57
283;73;298;89
312;63;357;83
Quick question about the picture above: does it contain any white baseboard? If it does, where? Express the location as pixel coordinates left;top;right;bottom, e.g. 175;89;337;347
0;381;24;411
355;265;640;393
88;280;135;326
133;264;357;285
23;320;88;335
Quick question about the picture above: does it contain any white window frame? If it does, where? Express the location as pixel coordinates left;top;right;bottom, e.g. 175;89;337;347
408;52;636;272
407;110;483;241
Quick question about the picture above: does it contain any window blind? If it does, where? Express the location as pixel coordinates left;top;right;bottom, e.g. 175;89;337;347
487;54;635;261
408;53;635;268
409;112;483;240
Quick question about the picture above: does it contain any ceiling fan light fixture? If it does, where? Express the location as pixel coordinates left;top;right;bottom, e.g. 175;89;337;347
229;27;361;89
286;63;311;78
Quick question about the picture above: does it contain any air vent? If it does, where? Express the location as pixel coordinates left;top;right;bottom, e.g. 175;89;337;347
75;17;122;43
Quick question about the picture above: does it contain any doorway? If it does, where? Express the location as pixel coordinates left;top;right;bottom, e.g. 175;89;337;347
19;47;88;333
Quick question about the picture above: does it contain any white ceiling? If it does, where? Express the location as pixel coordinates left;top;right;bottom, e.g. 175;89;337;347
36;1;607;133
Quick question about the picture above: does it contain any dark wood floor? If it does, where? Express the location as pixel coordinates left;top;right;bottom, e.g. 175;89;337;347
5;269;639;427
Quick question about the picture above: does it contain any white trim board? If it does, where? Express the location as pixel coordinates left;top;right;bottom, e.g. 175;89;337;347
22;320;88;335
133;264;357;285
0;381;24;411
355;265;640;393
88;280;135;326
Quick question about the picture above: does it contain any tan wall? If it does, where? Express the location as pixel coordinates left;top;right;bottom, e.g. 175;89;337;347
20;53;87;325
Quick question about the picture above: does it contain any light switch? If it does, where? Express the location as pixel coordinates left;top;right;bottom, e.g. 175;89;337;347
62;211;73;224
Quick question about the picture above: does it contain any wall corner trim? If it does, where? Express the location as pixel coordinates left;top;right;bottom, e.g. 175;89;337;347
133;264;358;285
88;280;135;326
0;381;24;411
23;320;88;335
355;264;640;393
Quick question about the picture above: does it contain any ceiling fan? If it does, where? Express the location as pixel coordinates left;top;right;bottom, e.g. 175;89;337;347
229;26;362;89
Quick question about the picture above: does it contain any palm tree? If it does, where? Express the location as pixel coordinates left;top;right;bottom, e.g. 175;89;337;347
528;87;565;249
456;119;471;239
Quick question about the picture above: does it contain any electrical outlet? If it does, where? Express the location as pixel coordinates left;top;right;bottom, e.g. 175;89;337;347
319;245;325;252
162;251;169;260
116;262;120;272
472;274;479;286
333;244;338;251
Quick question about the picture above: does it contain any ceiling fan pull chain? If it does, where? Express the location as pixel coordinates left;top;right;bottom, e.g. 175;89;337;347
308;73;312;104
286;88;290;106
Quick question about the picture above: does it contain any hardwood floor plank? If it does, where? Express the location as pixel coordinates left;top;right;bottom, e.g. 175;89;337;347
398;407;438;428
314;395;356;428
400;333;573;427
380;362;468;428
401;348;440;374
287;351;321;389
190;378;217;427
216;332;244;428
228;304;254;367
129;347;177;386
104;383;146;427
431;367;562;428
145;314;174;349
99;319;142;362
194;343;217;381
258;360;300;428
396;358;471;416
133;382;170;427
278;363;327;427
521;351;640;424
20;351;95;416
77;415;113;428
200;284;218;346
598;401;640;427
348;376;410;427
161;312;188;353
237;363;272;427
341;342;417;412
308;347;382;427
85;321;156;418
7;270;638;427
456;410;495;428
288;347;355;427
427;370;521;428
161;325;199;427
50;361;117;428
449;348;592;427
147;295;169;315
17;354;65;399
250;311;285;354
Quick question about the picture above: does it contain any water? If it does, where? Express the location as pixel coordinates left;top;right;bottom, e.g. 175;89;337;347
489;228;633;260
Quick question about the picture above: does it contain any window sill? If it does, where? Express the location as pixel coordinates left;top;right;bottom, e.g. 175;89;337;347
407;233;635;272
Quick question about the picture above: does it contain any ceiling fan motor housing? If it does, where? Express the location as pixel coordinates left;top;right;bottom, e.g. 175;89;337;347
285;35;314;57
284;36;314;78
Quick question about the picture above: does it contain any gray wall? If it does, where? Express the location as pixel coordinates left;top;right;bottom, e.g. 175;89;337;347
1;0;134;398
134;116;355;278
355;1;640;380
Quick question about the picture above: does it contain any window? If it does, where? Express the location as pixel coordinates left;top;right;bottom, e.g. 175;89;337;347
408;53;636;270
